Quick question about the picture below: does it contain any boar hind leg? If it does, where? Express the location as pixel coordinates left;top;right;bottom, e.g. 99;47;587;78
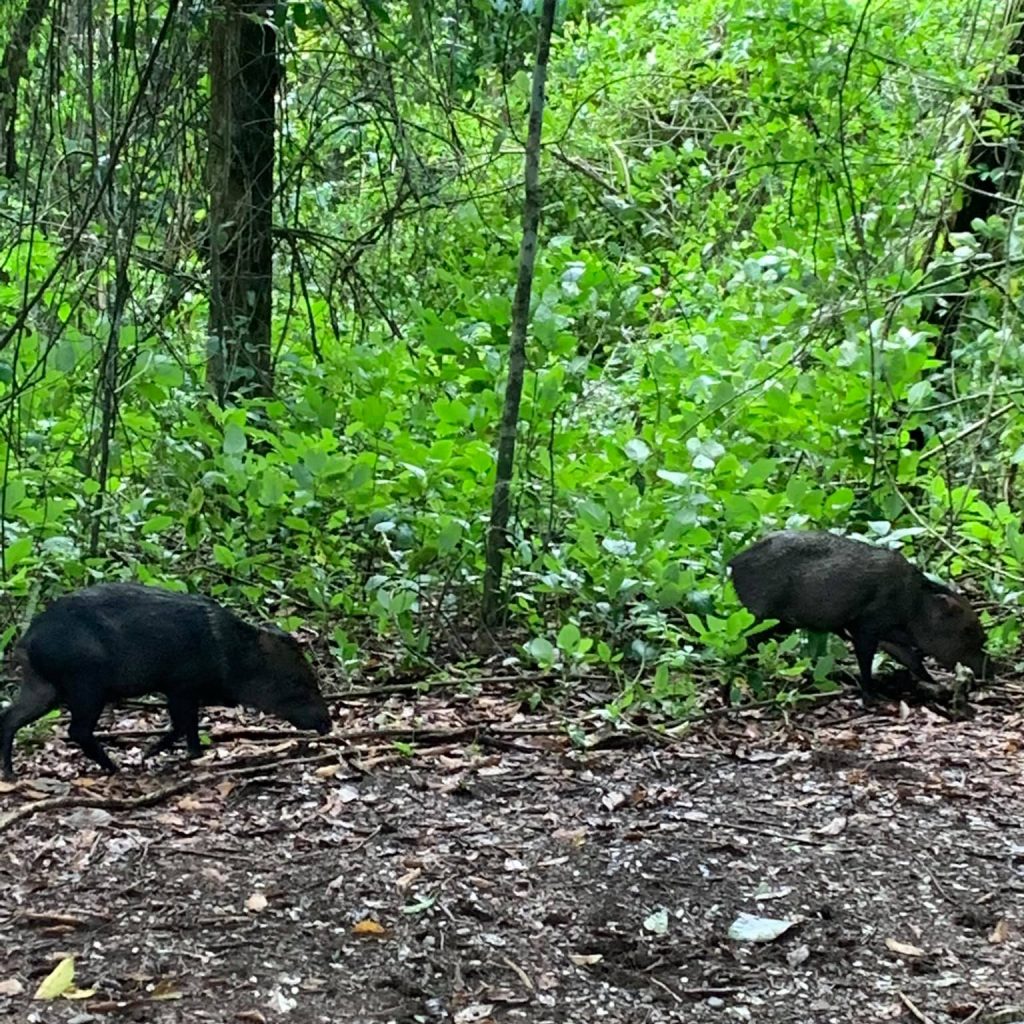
65;684;117;773
145;694;202;761
1;669;59;778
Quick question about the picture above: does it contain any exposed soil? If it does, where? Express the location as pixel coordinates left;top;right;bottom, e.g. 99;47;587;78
0;684;1022;1024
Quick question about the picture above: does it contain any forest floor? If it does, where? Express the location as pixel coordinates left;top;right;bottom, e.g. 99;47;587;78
0;677;1022;1024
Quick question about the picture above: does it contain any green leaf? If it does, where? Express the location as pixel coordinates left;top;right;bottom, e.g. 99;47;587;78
223;423;247;455
557;623;581;652
2;536;32;570
401;892;438;915
213;544;236;567
354;395;388;430
437;520;462;553
656;469;688;487
525;637;555;665
578;500;609;530
624;438;651;463
1;479;26;510
141;514;175;535
259;468;288;506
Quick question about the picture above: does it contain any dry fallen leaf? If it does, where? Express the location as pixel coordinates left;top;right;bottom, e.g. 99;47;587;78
396;867;422;892
728;913;796;943
643;908;669;935
885;937;926;958
454;1003;494;1023
245;892;269;913
0;978;25;996
151;978;183;1001
265;988;297;1014
755;885;793;901
352;918;387;936
601;790;627;811
552;827;586;846
988;918;1010;944
818;816;847;836
569;953;603;966
786;944;810;967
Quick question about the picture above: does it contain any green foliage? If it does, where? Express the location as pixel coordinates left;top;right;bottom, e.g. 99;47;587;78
0;0;1018;716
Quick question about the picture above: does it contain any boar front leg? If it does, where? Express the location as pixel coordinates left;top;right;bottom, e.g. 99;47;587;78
848;624;882;707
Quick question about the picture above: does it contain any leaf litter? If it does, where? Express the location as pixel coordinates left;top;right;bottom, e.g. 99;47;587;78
0;684;1021;1022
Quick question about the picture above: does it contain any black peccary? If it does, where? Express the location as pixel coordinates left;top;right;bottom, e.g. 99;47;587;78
0;583;332;777
728;530;989;701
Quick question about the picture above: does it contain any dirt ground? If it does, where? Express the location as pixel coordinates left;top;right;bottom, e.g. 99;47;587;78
0;683;1022;1024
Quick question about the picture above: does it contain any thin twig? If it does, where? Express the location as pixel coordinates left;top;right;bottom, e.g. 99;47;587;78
898;991;936;1024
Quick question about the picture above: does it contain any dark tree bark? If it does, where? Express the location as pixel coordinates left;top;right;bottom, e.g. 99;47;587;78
924;5;1024;360
481;0;557;626
207;1;278;403
0;0;51;178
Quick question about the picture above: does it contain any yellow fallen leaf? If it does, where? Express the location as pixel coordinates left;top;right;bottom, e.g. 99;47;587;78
150;978;183;1000
245;892;268;912
63;987;96;1000
33;957;75;1000
352;918;387;936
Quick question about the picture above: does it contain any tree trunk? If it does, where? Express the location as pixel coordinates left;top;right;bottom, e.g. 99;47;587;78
925;3;1024;360
481;0;557;626
207;1;277;403
0;0;51;178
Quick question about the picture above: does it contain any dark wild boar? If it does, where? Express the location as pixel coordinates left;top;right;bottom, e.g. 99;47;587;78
0;583;332;777
728;530;989;702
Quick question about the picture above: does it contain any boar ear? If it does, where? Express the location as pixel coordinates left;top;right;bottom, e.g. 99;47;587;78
934;592;967;617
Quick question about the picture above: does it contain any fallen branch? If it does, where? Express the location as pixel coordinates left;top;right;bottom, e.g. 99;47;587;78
898;991;937;1024
0;779;195;832
16;910;110;928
